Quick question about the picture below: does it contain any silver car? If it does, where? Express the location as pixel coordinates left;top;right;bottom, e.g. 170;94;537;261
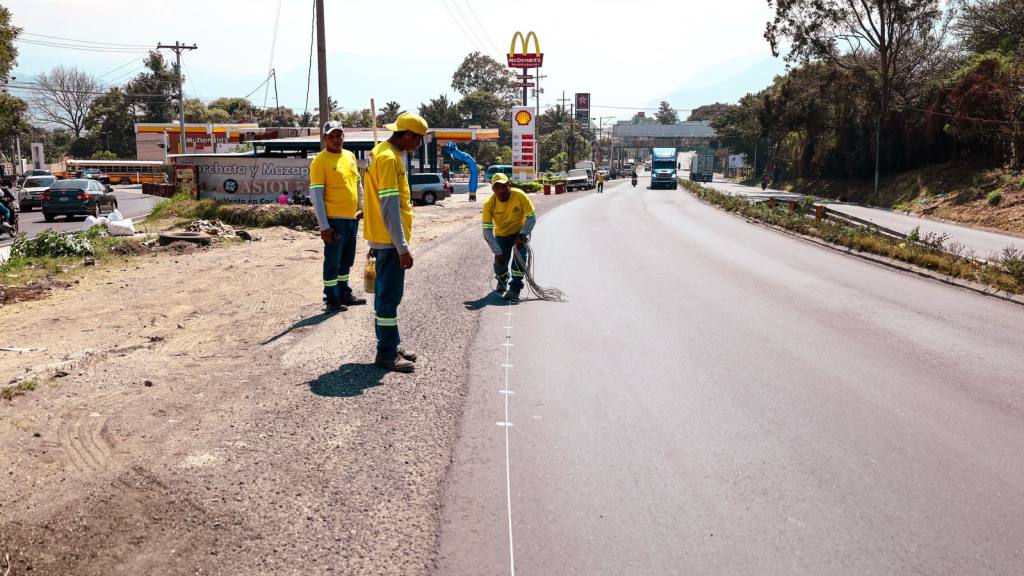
408;173;451;205
17;175;57;211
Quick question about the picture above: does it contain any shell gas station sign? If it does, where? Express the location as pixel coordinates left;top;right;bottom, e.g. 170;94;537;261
512;106;536;181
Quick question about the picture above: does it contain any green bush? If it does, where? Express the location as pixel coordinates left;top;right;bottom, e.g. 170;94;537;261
987;189;1004;206
11;229;97;258
1001;246;1024;284
218;204;318;229
512;181;543;193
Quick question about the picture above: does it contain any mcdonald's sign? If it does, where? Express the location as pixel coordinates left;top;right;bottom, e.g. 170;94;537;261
507;31;543;68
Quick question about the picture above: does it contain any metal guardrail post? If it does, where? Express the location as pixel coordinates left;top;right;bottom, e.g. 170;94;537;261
816;205;824;222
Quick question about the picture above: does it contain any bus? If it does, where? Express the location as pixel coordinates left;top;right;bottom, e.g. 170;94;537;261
58;159;167;185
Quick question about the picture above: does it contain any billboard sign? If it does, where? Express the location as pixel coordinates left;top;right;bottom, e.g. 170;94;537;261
175;156;311;204
511;106;536;182
575;93;590;127
507;31;543;68
727;154;748;169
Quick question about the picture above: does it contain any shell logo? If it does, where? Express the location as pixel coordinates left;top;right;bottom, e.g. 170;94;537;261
514;110;533;126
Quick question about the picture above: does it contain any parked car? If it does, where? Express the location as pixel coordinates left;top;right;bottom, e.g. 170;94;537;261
566;168;593;192
408;173;451;205
17;175;57;211
41;178;118;221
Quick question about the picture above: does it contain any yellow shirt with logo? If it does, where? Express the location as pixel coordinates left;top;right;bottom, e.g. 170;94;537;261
363;141;413;245
309;149;360;218
482;188;535;237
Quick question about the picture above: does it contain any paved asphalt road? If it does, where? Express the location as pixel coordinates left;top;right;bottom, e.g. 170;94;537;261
702;177;1023;259
438;175;1024;575
2;186;161;248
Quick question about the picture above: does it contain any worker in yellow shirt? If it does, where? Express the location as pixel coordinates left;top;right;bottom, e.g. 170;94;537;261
310;120;366;312
482;173;536;301
597;171;605;193
363;112;429;373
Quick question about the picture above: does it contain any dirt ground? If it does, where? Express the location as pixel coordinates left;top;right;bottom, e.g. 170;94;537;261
0;192;573;575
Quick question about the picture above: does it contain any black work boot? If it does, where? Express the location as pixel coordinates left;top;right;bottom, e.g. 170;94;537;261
339;293;367;306
375;352;415;373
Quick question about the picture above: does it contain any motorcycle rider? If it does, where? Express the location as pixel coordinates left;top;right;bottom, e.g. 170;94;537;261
0;187;16;232
631;169;638;187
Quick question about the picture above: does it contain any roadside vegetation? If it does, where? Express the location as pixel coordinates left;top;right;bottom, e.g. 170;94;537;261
682;180;1024;295
149;192;318;229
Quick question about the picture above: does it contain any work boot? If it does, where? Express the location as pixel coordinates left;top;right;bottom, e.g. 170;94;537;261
503;288;521;302
398;347;417;362
325;299;347;313
339;293;367;306
375;352;415;373
495;280;507;294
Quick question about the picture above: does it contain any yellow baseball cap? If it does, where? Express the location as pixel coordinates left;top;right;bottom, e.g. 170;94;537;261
490;172;510;185
385;112;429;135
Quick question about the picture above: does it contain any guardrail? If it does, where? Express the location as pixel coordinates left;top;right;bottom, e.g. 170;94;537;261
761;197;907;240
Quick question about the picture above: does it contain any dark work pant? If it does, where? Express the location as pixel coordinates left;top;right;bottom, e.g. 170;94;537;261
493;234;528;291
323;218;358;302
374;247;405;356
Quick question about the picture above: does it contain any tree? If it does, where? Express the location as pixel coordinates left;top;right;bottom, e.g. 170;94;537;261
297;110;317;127
208;97;256;122
537;106;570;135
687;102;735;124
184;98;211;122
337;109;372;128
765;0;947;122
257;106;297;127
0;5;19;82
30;66;98;137
451;51;518;104
92;150;118;160
655;101;679;124
418;94;463;129
538;125;592;171
126;51;177;123
955;0;1024;53
377;101;401;125
84;87;136;159
458;90;505;128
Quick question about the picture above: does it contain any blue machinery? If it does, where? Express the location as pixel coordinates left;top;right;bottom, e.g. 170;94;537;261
446;142;479;201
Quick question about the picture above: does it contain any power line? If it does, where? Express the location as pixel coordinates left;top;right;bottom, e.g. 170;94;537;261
15;38;149;53
21;32;151;48
449;0;492;57
264;0;283;109
303;0;315;118
438;0;486;54
463;2;503;55
96;56;146;82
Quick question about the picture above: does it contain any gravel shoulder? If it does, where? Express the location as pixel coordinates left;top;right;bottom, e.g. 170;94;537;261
0;191;579;575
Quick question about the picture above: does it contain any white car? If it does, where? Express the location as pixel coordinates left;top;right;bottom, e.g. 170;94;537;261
17;175;57;211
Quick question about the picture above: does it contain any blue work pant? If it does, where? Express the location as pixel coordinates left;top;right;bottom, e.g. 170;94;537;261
373;247;406;357
494;234;528;291
323;218;358;302
0;202;9;225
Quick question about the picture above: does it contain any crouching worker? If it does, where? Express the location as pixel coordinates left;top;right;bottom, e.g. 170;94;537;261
482;173;536;301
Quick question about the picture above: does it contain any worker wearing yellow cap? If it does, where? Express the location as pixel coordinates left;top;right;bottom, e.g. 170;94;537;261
363;112;429;373
482;172;536;301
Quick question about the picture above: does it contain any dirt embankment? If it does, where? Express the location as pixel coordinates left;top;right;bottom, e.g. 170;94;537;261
0;192;573;575
779;162;1024;237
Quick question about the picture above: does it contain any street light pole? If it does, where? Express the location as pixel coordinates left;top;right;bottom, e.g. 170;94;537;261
316;0;329;126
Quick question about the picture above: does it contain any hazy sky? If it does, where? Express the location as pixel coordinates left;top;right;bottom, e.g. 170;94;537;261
10;0;787;123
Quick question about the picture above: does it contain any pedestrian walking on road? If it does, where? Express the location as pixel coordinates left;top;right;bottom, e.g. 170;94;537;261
363;112;429;373
310;120;368;313
483;173;536;302
761;172;769;191
597;171;605;193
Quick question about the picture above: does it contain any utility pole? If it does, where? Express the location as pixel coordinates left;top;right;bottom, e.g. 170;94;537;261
557;91;573;170
157;41;197;156
316;0;329;127
272;68;280;111
874;114;881;197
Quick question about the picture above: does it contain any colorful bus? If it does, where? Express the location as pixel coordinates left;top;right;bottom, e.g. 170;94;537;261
58;159;167;185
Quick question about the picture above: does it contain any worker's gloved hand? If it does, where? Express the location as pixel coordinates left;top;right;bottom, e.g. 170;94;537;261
494;254;505;267
515;234;528;247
